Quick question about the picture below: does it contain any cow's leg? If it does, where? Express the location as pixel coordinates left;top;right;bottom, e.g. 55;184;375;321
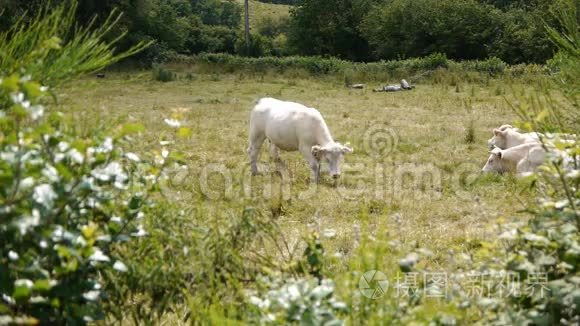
248;132;266;175
269;141;286;172
269;142;282;162
300;145;320;183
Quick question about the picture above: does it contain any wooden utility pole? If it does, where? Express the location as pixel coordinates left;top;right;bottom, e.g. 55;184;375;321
244;0;250;52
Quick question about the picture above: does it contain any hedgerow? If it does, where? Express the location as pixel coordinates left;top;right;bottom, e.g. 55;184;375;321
170;52;547;81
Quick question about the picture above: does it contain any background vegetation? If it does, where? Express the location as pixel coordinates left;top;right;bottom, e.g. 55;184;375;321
0;0;571;64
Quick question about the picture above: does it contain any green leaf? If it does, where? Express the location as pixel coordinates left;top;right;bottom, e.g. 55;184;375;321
13;285;32;300
1;74;20;92
176;127;192;138
42;36;62;50
22;81;43;99
117;123;145;138
33;279;52;292
82;223;98;240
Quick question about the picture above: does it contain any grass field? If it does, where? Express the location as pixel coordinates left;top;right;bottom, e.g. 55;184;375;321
58;68;538;322
234;0;291;31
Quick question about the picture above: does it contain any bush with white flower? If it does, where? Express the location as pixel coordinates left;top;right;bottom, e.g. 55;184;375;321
0;72;173;324
248;277;347;325
0;1;163;324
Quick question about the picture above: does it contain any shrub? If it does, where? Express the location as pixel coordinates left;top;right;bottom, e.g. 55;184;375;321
0;75;168;323
0;2;179;324
248;277;347;324
152;64;177;82
460;57;507;75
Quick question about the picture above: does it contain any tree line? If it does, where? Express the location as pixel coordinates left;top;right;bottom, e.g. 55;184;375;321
0;0;572;64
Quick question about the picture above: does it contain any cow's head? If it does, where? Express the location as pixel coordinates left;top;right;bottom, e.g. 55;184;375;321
311;142;353;178
487;128;509;149
481;147;509;173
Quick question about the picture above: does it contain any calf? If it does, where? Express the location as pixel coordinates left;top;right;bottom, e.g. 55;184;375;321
482;143;545;175
487;125;540;149
248;98;353;182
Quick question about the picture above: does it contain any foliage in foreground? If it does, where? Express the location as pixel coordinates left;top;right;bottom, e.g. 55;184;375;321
0;1;164;324
0;1;149;87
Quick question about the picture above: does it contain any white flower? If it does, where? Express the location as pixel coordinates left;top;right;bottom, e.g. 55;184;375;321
83;290;100;301
95;137;114;153
2;294;15;305
54;153;65;162
27;105;44;120
10;93;24;104
40;86;49;92
566;169;579;179
75;236;87;246
159;140;173;146
92;162;128;184
125;152;140;162
110;216;123;224
89;249;110;262
20;177;35;190
161;149;169;159
131;225;148;237
287;284;301;300
14;279;33;289
33;184;57;207
68;149;84;164
249;296;262;306
0;151;16;164
97;235;111;242
42;165;59;182
58;142;70;152
113;261;128;272
8;251;19;260
164;118;181;128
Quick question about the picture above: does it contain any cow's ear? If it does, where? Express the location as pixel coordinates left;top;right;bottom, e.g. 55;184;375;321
311;145;324;160
342;144;353;153
494;129;507;137
490;147;502;158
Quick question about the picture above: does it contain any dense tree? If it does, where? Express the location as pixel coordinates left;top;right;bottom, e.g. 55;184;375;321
288;0;380;61
361;0;503;61
0;0;563;63
490;8;555;63
0;0;243;62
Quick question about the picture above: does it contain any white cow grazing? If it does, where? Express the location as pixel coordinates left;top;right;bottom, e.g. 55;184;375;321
482;143;545;175
487;125;540;149
248;98;353;182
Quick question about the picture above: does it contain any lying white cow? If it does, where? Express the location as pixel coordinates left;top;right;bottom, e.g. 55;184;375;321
482;143;545;175
487;125;540;149
248;98;353;182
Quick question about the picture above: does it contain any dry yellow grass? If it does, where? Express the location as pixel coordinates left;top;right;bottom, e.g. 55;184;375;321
58;70;535;267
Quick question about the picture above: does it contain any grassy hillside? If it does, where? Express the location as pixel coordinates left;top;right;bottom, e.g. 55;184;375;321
234;0;291;30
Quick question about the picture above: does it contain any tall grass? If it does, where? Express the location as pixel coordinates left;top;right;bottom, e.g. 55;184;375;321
0;1;151;87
